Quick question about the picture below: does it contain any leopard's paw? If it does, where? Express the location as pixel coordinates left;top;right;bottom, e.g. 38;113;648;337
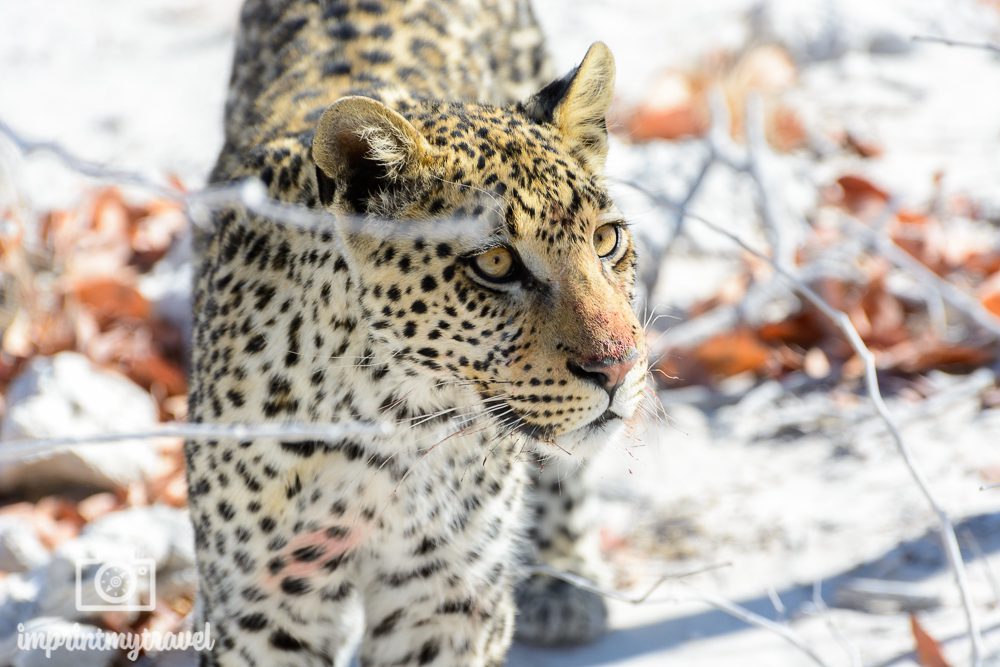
514;574;608;646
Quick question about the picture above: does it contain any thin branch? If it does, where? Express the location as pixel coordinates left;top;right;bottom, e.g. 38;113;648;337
0;420;393;463
745;94;795;271
683;584;833;667
528;562;732;604
811;580;865;667
959;528;1000;609
0;118;493;246
0;118;181;201
530;564;833;667
684;208;985;666
912;35;1000;55
844;215;1000;339
628;93;986;664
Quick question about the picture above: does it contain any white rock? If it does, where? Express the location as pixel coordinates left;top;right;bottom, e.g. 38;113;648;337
0;617;116;667
83;505;195;570
0;572;41;640
37;506;195;623
0;517;49;573
0;352;161;493
139;228;193;348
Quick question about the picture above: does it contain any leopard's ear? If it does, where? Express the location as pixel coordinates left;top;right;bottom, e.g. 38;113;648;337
312;96;430;213
525;42;615;171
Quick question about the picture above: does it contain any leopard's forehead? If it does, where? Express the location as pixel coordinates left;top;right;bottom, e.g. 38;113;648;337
403;101;616;253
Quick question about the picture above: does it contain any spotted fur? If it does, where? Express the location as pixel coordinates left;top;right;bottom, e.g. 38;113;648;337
188;1;647;664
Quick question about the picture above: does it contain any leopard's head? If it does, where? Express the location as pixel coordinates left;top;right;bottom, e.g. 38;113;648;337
312;43;646;457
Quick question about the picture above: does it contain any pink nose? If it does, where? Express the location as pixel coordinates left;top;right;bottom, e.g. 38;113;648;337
568;348;639;394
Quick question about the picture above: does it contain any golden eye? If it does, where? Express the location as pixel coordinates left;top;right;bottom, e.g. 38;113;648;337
471;246;515;281
594;223;621;259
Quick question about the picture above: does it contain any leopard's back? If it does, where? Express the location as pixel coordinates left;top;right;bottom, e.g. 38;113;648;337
217;0;551;160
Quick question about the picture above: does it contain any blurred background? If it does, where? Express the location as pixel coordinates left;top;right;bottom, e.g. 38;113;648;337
1;0;1000;665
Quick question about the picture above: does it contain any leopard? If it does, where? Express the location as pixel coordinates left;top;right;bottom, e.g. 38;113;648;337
186;0;648;665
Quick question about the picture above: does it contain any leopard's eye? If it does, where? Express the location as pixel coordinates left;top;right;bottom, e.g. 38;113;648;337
594;223;621;259
471;246;515;282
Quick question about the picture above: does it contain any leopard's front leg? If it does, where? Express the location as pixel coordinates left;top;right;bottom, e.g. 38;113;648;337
516;456;609;646
359;572;516;667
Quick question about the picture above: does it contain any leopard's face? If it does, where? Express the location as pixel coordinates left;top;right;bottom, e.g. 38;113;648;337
313;44;645;456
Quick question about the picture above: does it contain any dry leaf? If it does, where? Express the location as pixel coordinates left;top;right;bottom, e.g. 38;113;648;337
732;45;796;92
964;251;1000;277
693;329;770;379
767;104;807;152
2;309;33;357
859;277;908;347
910;614;952;667
33;496;84;549
78;492;121;522
757;311;825;348
982;291;1000;318
627;70;706;140
71;275;150;322
833;174;890;215
889;340;994;374
124;352;188;398
131;208;186;268
844;131;883;158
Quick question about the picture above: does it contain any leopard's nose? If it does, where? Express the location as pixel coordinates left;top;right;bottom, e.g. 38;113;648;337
567;348;639;394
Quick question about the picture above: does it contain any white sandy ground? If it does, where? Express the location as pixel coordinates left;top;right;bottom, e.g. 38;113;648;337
2;1;1000;665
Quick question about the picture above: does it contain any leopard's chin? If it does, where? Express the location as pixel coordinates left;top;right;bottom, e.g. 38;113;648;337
504;409;627;460
549;415;627;459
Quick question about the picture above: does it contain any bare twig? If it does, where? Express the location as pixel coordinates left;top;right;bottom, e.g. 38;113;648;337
811;580;865;667
0;119;181;200
959;528;1000;608
530;564;834;667
528;561;731;604
767;585;788;619
627;92;986;664
912;35;1000;55
0;420;394;463
683;584;833;667
844;215;1000;340
745;94;795;270
0;118;493;246
685;208;985;666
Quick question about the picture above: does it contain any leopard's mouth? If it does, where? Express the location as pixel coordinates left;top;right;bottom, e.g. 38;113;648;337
476;394;617;442
583;408;622;432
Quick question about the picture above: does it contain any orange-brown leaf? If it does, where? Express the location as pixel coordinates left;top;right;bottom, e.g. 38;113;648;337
891;341;994;374
982;291;1000;318
124;352;188;397
833;175;890;215
910;615;952;667
767;105;807;152
2;310;33;357
757;311;825;348
693;329;770;379
844;131;883;158
78;492;122;522
627;71;707;141
71;276;150;322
